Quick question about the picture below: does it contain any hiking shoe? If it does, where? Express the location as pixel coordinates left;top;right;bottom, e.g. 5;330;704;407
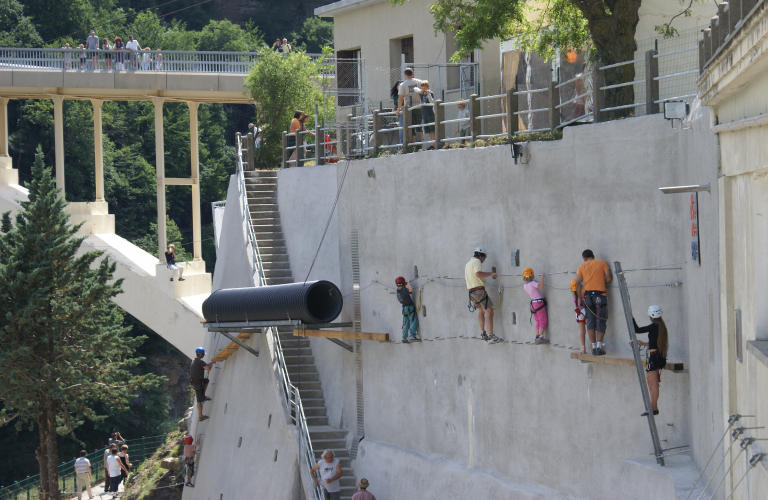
580;346;587;353
591;348;598;355
488;335;503;344
179;277;185;281
401;338;410;344
199;415;209;421
170;278;173;281
185;483;194;487
203;396;212;402
428;146;435;150
534;337;550;345
596;347;606;355
640;410;659;417
480;332;489;341
408;336;421;342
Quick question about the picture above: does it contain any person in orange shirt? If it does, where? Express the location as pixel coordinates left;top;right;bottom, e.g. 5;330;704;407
574;249;612;355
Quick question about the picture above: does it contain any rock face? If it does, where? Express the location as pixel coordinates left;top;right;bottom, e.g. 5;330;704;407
122;430;185;500
147;352;192;419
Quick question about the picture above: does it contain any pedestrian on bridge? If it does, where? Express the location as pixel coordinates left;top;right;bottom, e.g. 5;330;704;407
102;39;112;70
113;37;124;70
190;347;215;421
125;35;141;70
86;30;99;69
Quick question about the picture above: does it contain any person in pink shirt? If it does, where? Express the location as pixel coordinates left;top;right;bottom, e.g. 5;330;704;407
523;268;549;345
351;478;376;500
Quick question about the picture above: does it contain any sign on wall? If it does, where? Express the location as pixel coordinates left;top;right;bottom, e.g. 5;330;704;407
691;193;701;266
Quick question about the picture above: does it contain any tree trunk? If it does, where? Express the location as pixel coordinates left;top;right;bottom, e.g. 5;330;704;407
579;0;642;119
45;402;60;500
35;407;50;500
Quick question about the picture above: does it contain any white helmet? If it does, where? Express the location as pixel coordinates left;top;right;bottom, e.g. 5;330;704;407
474;246;487;256
648;305;662;319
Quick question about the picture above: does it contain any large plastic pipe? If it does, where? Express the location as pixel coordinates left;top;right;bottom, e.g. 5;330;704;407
202;281;343;324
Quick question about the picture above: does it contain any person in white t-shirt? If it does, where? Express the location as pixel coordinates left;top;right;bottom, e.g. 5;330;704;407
310;450;342;500
74;450;93;500
125;35;141;70
106;448;128;497
397;68;423;149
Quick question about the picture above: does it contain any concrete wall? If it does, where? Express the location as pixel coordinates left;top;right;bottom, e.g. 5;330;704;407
276;111;723;498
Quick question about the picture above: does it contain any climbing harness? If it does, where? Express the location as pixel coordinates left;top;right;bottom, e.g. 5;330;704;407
467;286;489;313
529;298;548;325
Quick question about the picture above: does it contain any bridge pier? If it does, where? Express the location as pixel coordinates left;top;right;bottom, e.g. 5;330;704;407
0;97;17;187
153;97;167;263
52;95;65;198
188;101;202;262
92;100;105;202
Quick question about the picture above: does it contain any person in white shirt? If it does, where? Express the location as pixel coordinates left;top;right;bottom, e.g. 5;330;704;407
103;444;116;493
310;450;342;500
74;450;93;500
106;448;128;497
282;38;292;53
125;35;141;70
397;68;424;149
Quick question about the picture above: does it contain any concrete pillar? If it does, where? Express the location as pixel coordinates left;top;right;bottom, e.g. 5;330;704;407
402;105;411;152
188;101;202;262
469;94;479;145
153;97;166;262
645;50;660;115
52;95;65;198
506;87;518;140
0;97;10;170
92;100;105;202
315;123;324;165
296;129;304;166
727;1;741;35
434;99;444;149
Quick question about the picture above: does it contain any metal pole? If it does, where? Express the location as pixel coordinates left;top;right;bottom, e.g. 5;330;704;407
723;453;765;500
705;439;754;500
614;261;665;465
684;416;744;500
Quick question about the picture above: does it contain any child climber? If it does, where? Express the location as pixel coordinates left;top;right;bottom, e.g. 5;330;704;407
523;268;549;344
395;276;421;343
571;279;588;353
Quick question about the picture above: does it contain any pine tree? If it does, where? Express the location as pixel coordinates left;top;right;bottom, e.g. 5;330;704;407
0;146;161;500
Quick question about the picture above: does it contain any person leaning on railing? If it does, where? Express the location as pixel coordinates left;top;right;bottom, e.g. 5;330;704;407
113;37;124;70
102;39;112;70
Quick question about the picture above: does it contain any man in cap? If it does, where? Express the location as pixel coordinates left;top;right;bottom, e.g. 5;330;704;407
190;347;215;421
86;30;100;69
465;247;502;343
351;478;376;500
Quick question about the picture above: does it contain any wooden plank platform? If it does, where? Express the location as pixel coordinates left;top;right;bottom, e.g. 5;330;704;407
293;329;389;342
570;352;685;372
211;332;254;362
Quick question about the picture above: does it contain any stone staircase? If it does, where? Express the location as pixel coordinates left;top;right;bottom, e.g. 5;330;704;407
244;170;357;500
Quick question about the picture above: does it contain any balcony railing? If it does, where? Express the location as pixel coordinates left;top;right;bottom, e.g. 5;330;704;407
0;48;329;75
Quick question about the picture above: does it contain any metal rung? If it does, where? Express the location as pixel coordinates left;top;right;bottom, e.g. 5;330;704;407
601;102;645;113
654;46;698;58
654;94;697;104
654;70;699;81
514;108;548;115
513;88;548;95
556;91;593;109
378;127;402;133
556;71;593;88
600;79;644;91
600;58;644;70
475;94;505;101
478;112;507;120
441;118;470;124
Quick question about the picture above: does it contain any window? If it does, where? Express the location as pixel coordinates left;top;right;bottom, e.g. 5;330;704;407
401;37;414;64
337;49;362;107
735;308;742;362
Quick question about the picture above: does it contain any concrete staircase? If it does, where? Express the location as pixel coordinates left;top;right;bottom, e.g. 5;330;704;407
245;170;357;499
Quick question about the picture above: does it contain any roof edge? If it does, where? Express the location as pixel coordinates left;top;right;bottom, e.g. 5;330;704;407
315;0;389;18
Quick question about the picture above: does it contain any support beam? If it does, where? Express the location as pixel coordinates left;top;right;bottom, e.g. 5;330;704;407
92;100;104;202
188;101;202;261
293;329;389;342
165;178;196;186
52;95;65;198
0;97;10;170
218;330;259;358
152;97;166;262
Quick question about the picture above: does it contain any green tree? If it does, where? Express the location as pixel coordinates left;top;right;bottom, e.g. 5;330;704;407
290;16;334;53
197;19;264;52
0;0;43;47
245;50;325;167
0;146;161;500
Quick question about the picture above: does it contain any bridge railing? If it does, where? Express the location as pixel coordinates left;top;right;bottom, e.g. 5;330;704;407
0;48;330;75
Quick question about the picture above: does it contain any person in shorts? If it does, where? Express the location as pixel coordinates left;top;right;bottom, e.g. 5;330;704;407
183;435;199;487
419;81;436;149
396;68;423;148
574;249;612;355
85;30;99;69
633;305;669;416
456;100;470;144
465;247;502;344
190;347;215;421
310;450;342;500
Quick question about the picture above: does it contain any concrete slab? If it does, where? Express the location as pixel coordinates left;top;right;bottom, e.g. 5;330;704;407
63;70;115;89
0;70;12;87
12;69;63;88
167;73;219;91
218;73;248;94
114;71;167;90
620;455;706;500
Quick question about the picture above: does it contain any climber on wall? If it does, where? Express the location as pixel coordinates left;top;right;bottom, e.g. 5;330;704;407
465;247;502;344
395;276;420;343
190;347;216;421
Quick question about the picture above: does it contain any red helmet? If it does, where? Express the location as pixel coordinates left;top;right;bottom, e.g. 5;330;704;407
395;276;406;286
184;436;194;445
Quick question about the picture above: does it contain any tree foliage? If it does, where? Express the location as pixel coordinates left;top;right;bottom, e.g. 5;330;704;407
0;146;161;499
290;16;334;54
0;0;43;47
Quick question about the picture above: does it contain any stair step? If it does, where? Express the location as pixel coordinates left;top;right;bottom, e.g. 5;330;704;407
307;426;348;441
312;438;348;449
252;224;282;232
303;406;327;417
313;448;348;458
255;238;286;246
259;253;289;262
287;372;319;382
339;477;357;487
287;364;318;374
248;196;277;204
250;210;279;218
258;246;288;254
306;415;329;425
262;261;291;270
254;232;285;240
281;347;313;356
267;277;294;285
248;203;278;210
279;339;310;347
284;355;314;364
244;181;277;189
251;217;280;224
295;389;324;399
301;397;327;408
265;269;292;278
293;381;322;391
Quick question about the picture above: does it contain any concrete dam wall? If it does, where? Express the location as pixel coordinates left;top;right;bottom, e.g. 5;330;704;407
190;109;724;499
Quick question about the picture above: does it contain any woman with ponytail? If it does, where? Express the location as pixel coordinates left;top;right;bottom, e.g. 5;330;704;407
633;305;668;416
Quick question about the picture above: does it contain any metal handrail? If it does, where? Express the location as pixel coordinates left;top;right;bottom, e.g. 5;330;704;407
599;58;644;70
556;71;593;88
235;136;320;499
654;46;698;58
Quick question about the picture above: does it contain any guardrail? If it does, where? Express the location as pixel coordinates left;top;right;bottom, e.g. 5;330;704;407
0;47;330;75
234;137;321;499
0;435;166;500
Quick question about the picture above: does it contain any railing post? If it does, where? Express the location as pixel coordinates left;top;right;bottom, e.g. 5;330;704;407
372;110;381;155
703;28;713;66
142;436;146;461
506;86;518;140
593;63;605;122
235;132;242;172
402;103;411;152
645;50;659;114
246;132;254;171
717;3;728;46
434;99;445;149
344;113;353;158
548;81;560;129
469;94;479;145
282;131;288;169
728;0;741;34
315;124;324;165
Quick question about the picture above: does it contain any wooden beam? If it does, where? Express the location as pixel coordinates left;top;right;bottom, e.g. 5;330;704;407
570;352;684;371
293;329;389;342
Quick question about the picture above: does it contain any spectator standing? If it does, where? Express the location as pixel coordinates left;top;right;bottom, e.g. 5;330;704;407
125;35;141;70
108;431;125;448
74;450;93;500
633;305;669;416
395;277;420;343
117;445;131;485
190;347;215;421
351;478;376;500
102;39;112;70
574;249;612;355
286;111;302;167
465;247;502;344
103;444;116;492
522;268;549;344
141;47;151;70
456;100;470;144
299;112;315;159
310;450;343;500
282;38;292;53
165;244;185;281
86;30;99;69
397;68;423;149
418;81;436;150
247;123;263;148
390;80;403;150
78;44;87;69
113;37;124;70
183;435;199;487
106;448;128;498
63;43;72;69
272;38;283;53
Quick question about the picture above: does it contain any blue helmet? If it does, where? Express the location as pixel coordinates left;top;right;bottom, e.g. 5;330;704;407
195;347;205;355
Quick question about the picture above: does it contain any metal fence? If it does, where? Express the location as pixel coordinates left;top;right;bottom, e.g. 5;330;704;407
0;47;329;75
0;435;167;500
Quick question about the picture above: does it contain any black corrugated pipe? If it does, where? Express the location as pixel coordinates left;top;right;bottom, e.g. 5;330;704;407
202;281;343;324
